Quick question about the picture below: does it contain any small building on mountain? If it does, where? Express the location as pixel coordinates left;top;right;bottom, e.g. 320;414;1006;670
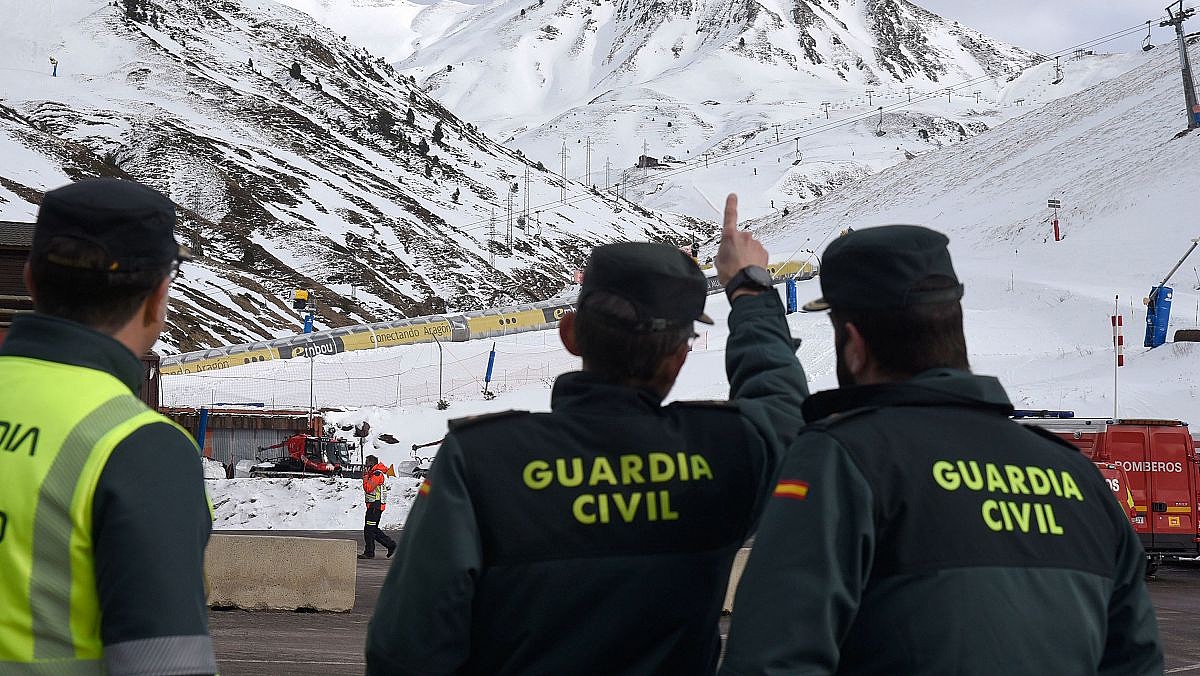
636;154;661;168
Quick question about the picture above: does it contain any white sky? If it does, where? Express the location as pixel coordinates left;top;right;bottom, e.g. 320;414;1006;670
918;0;1185;55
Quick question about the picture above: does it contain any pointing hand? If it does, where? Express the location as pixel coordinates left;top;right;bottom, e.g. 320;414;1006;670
714;194;768;286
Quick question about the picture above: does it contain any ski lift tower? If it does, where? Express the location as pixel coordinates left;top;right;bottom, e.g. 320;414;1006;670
1160;0;1199;128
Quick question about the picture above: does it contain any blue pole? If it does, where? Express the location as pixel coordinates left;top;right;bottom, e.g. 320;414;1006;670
484;342;497;385
196;408;209;455
303;312;314;334
785;278;798;314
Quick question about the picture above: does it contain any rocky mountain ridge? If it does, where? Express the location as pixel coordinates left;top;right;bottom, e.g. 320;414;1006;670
0;0;705;352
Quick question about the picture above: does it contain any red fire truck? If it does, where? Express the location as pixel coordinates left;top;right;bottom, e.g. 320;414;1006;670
1016;411;1200;574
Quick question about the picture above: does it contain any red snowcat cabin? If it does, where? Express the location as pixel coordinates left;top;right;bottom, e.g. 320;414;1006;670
1015;411;1200;569
250;433;363;478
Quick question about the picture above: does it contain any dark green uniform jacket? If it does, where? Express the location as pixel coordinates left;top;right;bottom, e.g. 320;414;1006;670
721;368;1163;676
366;291;808;676
0;314;216;675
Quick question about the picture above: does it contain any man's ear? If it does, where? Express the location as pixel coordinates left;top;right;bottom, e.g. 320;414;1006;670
842;321;871;380
665;338;689;377
142;276;171;327
559;311;580;356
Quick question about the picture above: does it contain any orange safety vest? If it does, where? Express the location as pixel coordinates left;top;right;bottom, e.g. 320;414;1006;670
363;463;388;508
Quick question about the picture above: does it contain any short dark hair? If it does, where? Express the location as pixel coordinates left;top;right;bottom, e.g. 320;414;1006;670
574;290;692;385
366;455;378;465
30;237;170;332
830;275;969;378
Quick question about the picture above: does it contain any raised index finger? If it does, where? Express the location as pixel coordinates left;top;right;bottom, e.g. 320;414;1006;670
723;193;739;237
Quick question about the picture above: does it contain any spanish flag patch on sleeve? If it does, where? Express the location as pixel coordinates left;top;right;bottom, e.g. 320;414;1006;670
773;480;809;500
418;478;432;496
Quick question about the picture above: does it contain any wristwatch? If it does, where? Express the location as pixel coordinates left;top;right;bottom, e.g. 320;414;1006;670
724;265;773;301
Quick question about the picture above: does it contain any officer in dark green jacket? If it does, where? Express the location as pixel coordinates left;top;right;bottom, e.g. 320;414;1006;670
721;225;1162;676
366;194;810;675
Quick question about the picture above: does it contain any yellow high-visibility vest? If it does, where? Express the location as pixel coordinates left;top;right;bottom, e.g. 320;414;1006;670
0;355;196;672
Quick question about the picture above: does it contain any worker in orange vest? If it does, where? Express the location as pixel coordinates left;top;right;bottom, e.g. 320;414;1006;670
359;455;396;559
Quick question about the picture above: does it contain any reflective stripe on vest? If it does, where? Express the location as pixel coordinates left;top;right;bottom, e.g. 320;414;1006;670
30;395;146;661
0;356;191;671
366;483;388;503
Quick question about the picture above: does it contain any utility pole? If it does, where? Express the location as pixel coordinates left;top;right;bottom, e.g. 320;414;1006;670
487;207;496;266
795;138;800;160
772;123;780;142
905;85;913;102
559;143;569;201
821;102;831;118
585;137;593;186
973;90;981;103
1161;0;1200;128
865;89;874;106
605;156;611;190
506;183;514;249
945;88;952;102
523;167;531;221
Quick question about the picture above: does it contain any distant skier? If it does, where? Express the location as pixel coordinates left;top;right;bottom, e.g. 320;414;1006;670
49;57;57;77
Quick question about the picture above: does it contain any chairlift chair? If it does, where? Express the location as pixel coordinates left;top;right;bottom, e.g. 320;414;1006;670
874;107;886;137
1143;21;1155;51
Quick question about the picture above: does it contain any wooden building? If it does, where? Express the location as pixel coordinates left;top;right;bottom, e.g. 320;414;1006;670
0;221;35;344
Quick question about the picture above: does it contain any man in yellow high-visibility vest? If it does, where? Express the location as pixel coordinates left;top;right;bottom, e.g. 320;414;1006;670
0;178;217;675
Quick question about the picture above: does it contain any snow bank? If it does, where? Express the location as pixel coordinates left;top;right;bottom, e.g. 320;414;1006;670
208;476;421;530
202;458;228;480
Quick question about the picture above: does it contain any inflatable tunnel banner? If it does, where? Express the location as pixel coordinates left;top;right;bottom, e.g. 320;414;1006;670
160;260;816;376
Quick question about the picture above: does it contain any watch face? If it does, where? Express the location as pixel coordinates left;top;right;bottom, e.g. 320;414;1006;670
747;266;773;287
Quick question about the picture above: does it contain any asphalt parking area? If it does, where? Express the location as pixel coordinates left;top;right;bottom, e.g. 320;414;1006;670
209;532;1200;674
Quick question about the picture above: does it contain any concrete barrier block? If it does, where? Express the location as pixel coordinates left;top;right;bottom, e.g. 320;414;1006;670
724;547;751;613
205;534;356;612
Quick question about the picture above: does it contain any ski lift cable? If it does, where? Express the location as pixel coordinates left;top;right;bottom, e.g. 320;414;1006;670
446;20;1158;236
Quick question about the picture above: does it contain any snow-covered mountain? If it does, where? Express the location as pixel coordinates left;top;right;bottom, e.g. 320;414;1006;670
0;0;705;353
403;0;1037;122
177;35;1200;464
195;36;1200;533
367;0;1051;219
747;36;1200;418
270;0;477;65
